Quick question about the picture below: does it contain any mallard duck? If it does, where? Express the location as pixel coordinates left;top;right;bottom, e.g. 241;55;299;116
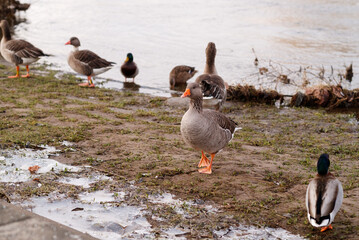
169;65;197;89
121;53;138;82
0;20;48;78
180;82;240;174
195;42;228;111
306;153;343;232
65;37;115;88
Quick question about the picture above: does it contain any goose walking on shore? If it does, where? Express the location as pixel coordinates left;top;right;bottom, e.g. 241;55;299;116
180;82;240;174
306;153;343;232
65;37;115;88
0;20;48;78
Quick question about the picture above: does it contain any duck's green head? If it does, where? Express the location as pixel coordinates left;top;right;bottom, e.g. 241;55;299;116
125;53;134;63
317;153;330;175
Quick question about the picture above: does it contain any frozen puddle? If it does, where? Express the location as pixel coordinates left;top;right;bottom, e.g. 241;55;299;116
1;146;306;239
214;226;304;240
0;146;80;182
21;192;152;240
59;175;112;188
20;190;306;240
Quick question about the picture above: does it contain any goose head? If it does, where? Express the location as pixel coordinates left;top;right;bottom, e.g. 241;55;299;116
65;37;81;48
0;20;11;41
206;42;216;64
181;83;203;100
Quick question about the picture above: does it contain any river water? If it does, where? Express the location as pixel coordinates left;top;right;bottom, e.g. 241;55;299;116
15;0;359;96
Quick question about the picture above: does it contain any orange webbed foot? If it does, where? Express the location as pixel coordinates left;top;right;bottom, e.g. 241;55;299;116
78;82;90;87
21;74;30;78
198;166;212;174
8;75;19;78
320;224;333;232
198;151;210;167
88;84;95;88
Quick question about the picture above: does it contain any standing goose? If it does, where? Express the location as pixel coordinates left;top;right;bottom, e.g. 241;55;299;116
169;65;197;89
180;82;240;174
65;37;115;88
195;42;228;111
121;53;138;82
306;153;343;232
0;20;48;78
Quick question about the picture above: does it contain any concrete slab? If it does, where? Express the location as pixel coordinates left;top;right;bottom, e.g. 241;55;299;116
0;200;97;240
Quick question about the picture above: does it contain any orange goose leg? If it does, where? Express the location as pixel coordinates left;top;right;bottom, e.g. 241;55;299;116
8;66;20;78
198;153;215;174
21;65;30;78
88;76;95;88
79;76;91;87
320;224;333;232
198;151;210;167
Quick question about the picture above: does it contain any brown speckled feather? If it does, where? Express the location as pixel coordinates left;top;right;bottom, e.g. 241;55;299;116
195;74;226;100
203;109;237;133
169;65;197;86
73;50;114;69
6;40;46;59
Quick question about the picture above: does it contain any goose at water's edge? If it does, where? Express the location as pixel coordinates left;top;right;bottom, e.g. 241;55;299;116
65;37;115;88
0;20;49;78
169;65;197;89
195;42;228;111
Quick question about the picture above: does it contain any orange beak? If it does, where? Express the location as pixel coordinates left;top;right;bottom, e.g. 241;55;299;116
65;41;71;45
181;88;191;98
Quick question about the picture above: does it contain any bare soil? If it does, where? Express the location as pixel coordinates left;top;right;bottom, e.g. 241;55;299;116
0;63;358;239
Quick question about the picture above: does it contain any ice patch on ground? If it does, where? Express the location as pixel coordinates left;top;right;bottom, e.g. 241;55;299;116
348;117;358;126
58;175;112;188
214;226;304;240
0;146;80;182
79;190;125;203
149;192;218;214
2;146;306;240
21;192;152;240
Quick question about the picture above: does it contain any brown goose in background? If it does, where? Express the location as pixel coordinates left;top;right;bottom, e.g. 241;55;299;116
195;42;228;111
169;65;197;89
180;82;240;174
0;20;48;78
121;53;138;82
65;37;115;88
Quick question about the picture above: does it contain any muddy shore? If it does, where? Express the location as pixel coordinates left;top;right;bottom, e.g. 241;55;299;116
0;63;358;239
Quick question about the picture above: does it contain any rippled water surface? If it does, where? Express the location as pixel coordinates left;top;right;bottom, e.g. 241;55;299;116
16;0;359;96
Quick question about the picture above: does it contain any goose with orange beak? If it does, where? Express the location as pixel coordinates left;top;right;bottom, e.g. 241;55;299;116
0;20;49;78
65;37;115;88
180;83;240;174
